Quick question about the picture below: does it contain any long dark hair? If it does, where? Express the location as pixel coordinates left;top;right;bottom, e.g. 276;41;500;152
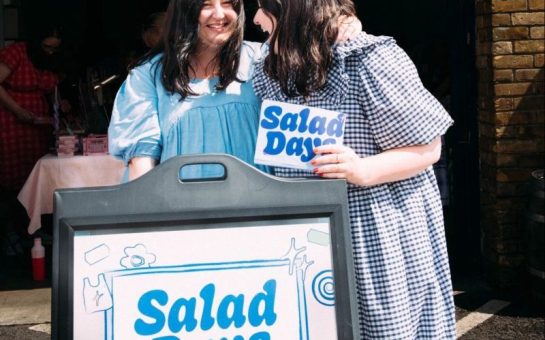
134;0;245;99
26;24;63;72
260;0;356;97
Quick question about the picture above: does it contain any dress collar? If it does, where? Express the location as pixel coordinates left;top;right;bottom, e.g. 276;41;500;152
254;32;392;105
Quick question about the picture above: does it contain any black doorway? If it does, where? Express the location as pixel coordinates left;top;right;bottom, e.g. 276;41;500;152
355;0;481;274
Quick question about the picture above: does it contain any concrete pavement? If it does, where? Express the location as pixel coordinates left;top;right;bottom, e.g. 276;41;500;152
0;288;50;339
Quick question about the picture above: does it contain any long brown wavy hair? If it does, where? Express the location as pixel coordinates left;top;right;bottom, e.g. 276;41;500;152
134;0;245;99
259;0;356;97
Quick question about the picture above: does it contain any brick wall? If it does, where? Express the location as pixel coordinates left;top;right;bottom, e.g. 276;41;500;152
476;0;544;288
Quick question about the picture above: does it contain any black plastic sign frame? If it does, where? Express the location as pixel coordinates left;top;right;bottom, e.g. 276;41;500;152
52;154;360;340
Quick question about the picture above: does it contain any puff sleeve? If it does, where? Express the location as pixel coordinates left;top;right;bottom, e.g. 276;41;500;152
358;40;453;150
108;60;162;165
0;43;23;71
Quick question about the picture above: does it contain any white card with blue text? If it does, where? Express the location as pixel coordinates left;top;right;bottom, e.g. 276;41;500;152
72;218;338;339
254;100;346;170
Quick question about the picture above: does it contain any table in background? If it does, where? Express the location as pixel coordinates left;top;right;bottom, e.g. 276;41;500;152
17;154;125;234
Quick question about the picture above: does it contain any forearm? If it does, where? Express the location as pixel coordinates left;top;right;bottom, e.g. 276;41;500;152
128;156;158;181
0;84;25;115
354;137;442;186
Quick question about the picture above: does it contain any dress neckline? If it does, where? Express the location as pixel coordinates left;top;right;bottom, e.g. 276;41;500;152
189;76;219;84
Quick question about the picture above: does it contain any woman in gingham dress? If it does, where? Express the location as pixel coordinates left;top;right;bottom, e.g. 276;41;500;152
0;27;62;193
252;0;456;338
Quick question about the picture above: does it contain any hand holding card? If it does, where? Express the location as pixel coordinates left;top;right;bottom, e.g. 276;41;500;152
254;100;346;170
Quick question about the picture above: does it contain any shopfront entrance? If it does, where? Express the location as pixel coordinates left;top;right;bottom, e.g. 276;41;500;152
355;0;481;273
2;0;481;275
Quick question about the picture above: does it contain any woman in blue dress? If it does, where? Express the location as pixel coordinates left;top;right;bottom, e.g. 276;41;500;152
109;0;265;180
108;0;361;181
252;0;456;338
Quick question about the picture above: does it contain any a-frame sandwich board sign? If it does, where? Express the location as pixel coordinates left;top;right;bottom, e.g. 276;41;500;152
52;154;360;340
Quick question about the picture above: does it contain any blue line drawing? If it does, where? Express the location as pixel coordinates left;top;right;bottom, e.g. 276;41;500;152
296;255;314;283
101;258;310;340
103;311;109;340
282;238;306;275
80;234;332;340
119;244;156;269
312;270;335;307
84;244;110;266
296;258;310;340
82;273;113;314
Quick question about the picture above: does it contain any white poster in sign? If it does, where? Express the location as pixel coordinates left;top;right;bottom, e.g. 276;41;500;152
72;218;338;340
254;100;346;170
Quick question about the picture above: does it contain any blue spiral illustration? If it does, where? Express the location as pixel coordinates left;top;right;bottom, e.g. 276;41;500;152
312;270;335;307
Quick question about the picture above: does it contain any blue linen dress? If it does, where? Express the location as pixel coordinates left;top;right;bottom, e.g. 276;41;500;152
108;41;268;179
253;32;456;339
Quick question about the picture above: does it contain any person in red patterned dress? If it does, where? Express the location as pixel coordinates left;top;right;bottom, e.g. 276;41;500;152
0;26;63;239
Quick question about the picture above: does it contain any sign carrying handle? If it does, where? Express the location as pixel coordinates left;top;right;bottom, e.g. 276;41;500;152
119;154;279;210
177;158;227;183
55;154;332;220
151;153;270;184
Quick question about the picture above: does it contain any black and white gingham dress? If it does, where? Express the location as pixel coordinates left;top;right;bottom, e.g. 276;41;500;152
253;32;456;339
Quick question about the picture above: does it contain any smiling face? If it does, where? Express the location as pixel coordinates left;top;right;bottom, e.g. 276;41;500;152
197;0;238;50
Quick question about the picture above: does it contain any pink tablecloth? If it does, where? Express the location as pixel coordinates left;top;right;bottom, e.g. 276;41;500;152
17;154;125;234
